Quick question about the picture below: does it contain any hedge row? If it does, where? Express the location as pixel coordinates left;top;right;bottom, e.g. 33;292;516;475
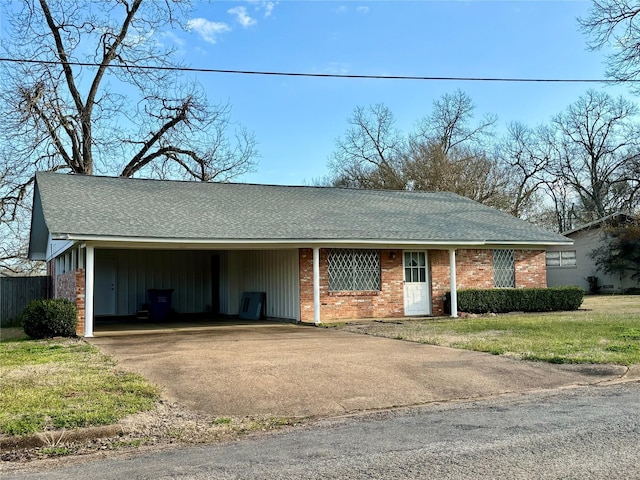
445;287;584;314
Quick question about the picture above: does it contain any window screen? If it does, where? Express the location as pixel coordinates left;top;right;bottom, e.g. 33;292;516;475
493;249;515;288
328;249;381;291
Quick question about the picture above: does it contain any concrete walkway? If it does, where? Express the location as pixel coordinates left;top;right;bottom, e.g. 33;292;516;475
88;323;627;417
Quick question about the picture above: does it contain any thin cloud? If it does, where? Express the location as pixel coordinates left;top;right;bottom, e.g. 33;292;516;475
228;6;257;28
158;31;186;48
187;18;231;44
320;62;350;75
249;1;278;17
262;2;277;17
333;5;369;16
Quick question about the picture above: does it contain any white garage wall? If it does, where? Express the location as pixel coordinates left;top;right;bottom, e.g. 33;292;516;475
221;250;242;316
95;249;213;316
95;248;299;320
223;250;299;321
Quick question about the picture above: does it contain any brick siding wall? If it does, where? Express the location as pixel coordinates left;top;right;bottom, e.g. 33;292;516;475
515;250;547;288
430;249;495;315
54;268;86;336
55;270;77;303
299;248;404;322
430;249;547;315
299;247;548;321
430;250;452;316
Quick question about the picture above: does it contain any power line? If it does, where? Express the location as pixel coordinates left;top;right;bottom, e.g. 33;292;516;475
0;56;627;83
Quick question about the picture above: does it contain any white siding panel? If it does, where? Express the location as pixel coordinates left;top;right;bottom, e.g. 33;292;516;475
219;251;229;315
241;250;299;320
96;249;213;316
225;251;244;315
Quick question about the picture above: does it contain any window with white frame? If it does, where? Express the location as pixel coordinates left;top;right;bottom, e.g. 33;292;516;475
328;249;381;291
546;250;576;268
493;249;515;288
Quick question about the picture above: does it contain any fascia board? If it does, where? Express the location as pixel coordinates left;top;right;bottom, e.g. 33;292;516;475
54;234;573;250
46;238;77;262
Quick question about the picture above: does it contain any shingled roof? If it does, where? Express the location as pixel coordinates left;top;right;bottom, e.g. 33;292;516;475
30;172;570;256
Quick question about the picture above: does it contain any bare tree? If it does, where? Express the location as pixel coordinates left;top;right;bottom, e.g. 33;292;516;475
403;90;509;209
328;92;515;211
414;90;497;157
495;122;551;220
546;90;640;224
403;141;510;208
328;104;406;189
580;0;640;89
0;0;258;272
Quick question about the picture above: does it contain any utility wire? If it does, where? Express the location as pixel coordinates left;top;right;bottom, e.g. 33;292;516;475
0;56;626;83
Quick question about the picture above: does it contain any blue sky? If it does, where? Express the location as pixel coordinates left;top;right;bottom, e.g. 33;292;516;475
172;0;632;186
3;0;631;185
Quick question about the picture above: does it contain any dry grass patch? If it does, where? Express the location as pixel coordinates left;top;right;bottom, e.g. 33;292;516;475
118;401;302;446
581;295;640;314
0;327;29;342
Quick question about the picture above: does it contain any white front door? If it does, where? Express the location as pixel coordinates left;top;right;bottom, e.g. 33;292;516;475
94;256;116;315
403;251;430;316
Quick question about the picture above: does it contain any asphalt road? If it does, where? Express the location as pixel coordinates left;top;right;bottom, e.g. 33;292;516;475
5;382;640;480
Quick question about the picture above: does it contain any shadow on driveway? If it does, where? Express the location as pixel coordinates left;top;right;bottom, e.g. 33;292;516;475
88;324;625;417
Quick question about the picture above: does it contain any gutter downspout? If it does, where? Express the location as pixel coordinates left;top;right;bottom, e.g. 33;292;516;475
313;247;321;325
449;248;458;318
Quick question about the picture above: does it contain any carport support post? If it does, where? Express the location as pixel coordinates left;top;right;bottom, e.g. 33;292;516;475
449;248;458;318
85;245;95;337
313;247;321;325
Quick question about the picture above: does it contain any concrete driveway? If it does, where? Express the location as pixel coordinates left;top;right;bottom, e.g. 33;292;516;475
88;323;624;417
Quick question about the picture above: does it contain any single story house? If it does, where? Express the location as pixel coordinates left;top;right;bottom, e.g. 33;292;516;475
547;213;638;293
29;172;571;337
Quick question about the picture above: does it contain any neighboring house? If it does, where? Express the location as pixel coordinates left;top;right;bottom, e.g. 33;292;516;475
29;172;571;337
546;213;639;294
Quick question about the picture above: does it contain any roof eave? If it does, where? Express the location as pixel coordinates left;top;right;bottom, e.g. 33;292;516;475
562;212;635;235
52;233;573;249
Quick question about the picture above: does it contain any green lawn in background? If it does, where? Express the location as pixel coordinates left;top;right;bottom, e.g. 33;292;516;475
337;295;640;365
0;336;159;436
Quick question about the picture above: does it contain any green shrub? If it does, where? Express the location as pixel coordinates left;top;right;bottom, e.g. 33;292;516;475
445;287;584;314
21;299;78;339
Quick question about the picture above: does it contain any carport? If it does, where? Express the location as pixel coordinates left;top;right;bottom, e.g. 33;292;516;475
90;247;300;331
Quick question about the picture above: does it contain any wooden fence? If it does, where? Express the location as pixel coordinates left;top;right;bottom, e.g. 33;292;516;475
0;276;51;326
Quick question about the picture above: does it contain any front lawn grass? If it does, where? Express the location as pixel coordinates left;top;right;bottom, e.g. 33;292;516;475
338;295;640;365
0;335;159;436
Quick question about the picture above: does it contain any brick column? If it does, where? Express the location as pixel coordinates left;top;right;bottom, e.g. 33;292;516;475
75;269;86;336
